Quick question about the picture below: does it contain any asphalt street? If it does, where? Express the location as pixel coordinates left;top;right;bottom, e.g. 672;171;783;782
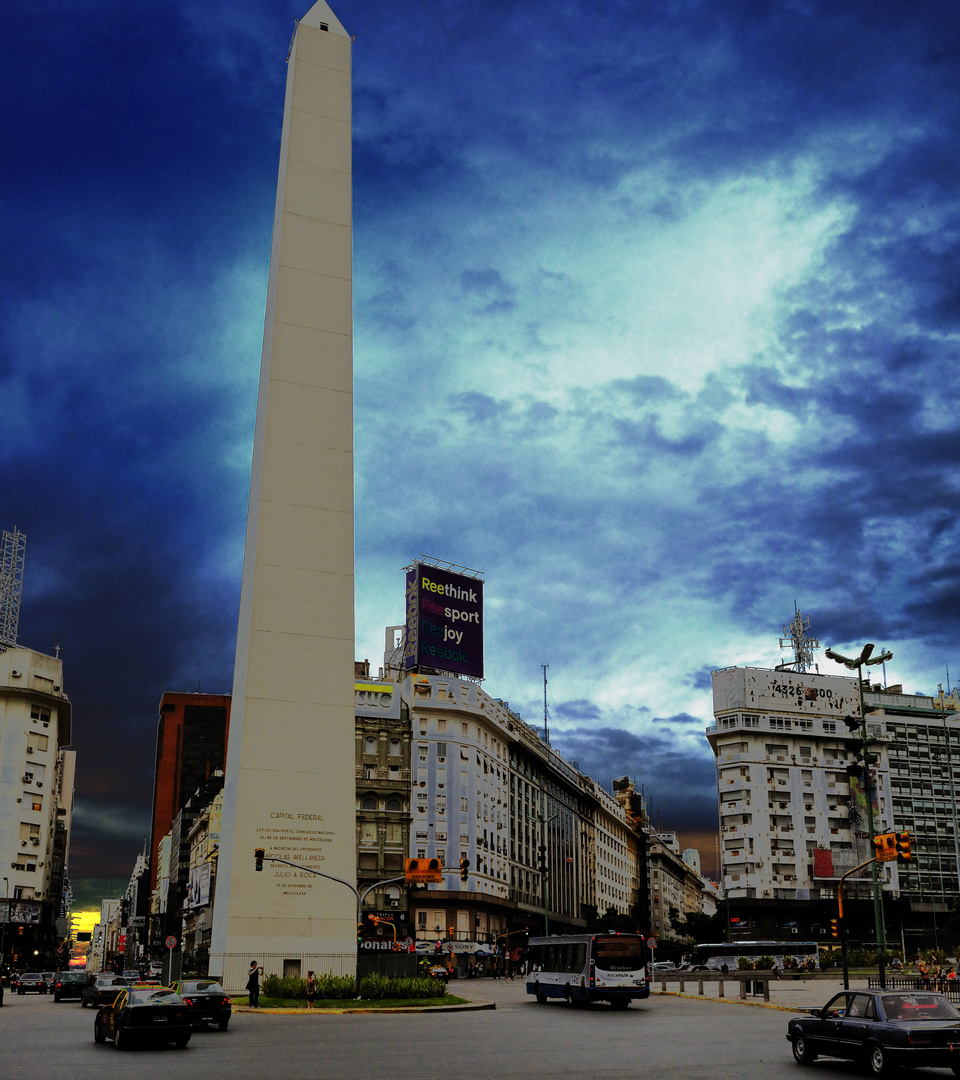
1;978;945;1080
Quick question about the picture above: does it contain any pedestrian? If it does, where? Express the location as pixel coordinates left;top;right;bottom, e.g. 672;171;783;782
305;970;316;1009
246;960;261;1008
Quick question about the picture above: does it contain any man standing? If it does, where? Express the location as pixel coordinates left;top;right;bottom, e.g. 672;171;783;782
246;961;261;1007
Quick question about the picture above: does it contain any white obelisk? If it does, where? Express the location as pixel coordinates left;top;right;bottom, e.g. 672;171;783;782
210;2;355;986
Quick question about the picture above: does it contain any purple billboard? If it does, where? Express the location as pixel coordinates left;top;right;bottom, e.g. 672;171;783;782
404;564;484;679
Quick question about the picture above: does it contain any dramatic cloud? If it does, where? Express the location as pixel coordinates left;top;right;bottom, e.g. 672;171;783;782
5;0;960;904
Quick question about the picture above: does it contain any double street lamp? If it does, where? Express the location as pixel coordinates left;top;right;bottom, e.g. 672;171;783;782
824;642;893;988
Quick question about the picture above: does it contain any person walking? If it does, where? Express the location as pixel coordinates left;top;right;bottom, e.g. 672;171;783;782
246;961;262;1008
305;970;316;1009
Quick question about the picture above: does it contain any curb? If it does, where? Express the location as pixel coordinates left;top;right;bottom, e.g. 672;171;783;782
234;1001;496;1014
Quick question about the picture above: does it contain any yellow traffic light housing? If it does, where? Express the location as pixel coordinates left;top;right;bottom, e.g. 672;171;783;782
895;831;912;860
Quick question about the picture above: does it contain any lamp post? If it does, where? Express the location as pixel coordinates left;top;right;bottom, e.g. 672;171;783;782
0;876;7;975
825;643;893;988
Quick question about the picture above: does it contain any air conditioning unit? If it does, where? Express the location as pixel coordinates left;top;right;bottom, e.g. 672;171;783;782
36;782;42;788
21;841;26;847
32;838;40;846
22;775;31;783
27;747;35;754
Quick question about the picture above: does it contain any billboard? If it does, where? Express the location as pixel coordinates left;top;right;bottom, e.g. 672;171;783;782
355;680;402;719
404;564;483;679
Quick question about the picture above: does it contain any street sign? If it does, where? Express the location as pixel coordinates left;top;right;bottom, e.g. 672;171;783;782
405;857;443;883
647;936;658;950
165;935;178;949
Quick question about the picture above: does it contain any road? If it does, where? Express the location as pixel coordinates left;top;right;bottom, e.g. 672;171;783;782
0;979;941;1080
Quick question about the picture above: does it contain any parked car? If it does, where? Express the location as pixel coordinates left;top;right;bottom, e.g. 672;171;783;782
427;965;450;985
652;961;677;973
94;985;191;1049
171;979;232;1030
51;971;88;1002
81;975;129;1009
787;989;960;1075
17;972;47;995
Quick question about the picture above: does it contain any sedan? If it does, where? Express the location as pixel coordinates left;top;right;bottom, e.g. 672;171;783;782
787;989;960;1076
51;971;88;1002
94;986;191;1049
171;979;232;1030
81;975;130;1008
16;972;47;995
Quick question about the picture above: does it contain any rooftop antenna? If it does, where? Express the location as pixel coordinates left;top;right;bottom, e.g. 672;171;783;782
542;663;550;747
0;528;26;651
776;604;819;673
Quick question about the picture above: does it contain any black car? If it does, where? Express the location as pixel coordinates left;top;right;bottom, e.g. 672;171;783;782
94;986;191;1049
787;989;960;1076
16;972;47;995
171;979;232;1030
81;975;130;1009
51;971;88;1002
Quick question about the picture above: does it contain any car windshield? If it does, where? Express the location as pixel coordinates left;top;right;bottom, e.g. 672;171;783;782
882;994;960;1021
128;989;182;1005
180;981;224;993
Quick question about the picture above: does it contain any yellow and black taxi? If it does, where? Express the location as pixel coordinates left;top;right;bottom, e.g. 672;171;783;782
94;985;191;1049
171;979;232;1030
787;989;960;1076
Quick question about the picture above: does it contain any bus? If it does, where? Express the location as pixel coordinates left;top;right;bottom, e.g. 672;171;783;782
686;940;820;971
526;933;650;1008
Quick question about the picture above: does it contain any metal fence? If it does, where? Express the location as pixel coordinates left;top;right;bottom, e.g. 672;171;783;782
867;975;960;1001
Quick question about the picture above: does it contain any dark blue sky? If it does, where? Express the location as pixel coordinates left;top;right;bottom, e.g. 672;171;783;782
4;0;960;905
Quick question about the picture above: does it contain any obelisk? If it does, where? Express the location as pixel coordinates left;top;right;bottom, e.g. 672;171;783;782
210;1;355;987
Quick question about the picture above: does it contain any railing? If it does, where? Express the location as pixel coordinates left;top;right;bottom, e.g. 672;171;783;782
867;975;960;1001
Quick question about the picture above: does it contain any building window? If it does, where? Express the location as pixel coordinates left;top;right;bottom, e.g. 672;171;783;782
365;736;377;754
386;798;401;812
361;796;376;810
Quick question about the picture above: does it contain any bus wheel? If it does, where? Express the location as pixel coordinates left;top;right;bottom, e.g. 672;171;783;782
610;997;630;1010
534;982;546;1004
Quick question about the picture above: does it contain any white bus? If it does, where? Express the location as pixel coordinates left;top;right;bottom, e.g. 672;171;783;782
526;933;650;1008
687;940;820;971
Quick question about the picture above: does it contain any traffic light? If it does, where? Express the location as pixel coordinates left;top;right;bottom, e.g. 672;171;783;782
538;844;548;877
357;923;364;944
873;834;897;862
460;857;470;882
830;918;838;939
254;847;265;871
896;831;912;860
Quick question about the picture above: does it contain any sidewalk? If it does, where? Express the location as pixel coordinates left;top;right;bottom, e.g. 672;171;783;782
652;973;872;1011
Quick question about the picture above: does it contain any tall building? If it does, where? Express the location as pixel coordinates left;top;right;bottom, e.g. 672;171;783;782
0;643;74;967
211;1;358;985
148;692;230;894
708;654;960;948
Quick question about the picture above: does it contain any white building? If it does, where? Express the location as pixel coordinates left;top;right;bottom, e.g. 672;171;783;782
709;665;896;904
0;644;74;963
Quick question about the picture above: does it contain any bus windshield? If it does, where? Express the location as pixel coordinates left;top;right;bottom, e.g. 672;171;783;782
594;936;645;972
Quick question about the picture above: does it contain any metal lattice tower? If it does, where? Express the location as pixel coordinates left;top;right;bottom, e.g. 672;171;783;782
777;606;819;673
0;528;26;648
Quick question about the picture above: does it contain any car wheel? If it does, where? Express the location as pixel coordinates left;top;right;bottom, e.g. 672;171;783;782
115;1028;127;1051
94;1020;106;1044
54;993;61;1003
868;1043;893;1076
218;1018;229;1031
792;1034;817;1065
175;1033;190;1049
81;998;88;1008
534;982;546;1004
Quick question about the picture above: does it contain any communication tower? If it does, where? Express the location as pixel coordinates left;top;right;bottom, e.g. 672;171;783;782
776;606;819;673
0;527;26;649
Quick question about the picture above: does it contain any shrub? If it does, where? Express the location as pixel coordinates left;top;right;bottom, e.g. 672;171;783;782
259;972;445;1001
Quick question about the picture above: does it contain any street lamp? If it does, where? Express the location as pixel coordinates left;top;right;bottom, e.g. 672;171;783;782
824;643;893;987
0;876;7;973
